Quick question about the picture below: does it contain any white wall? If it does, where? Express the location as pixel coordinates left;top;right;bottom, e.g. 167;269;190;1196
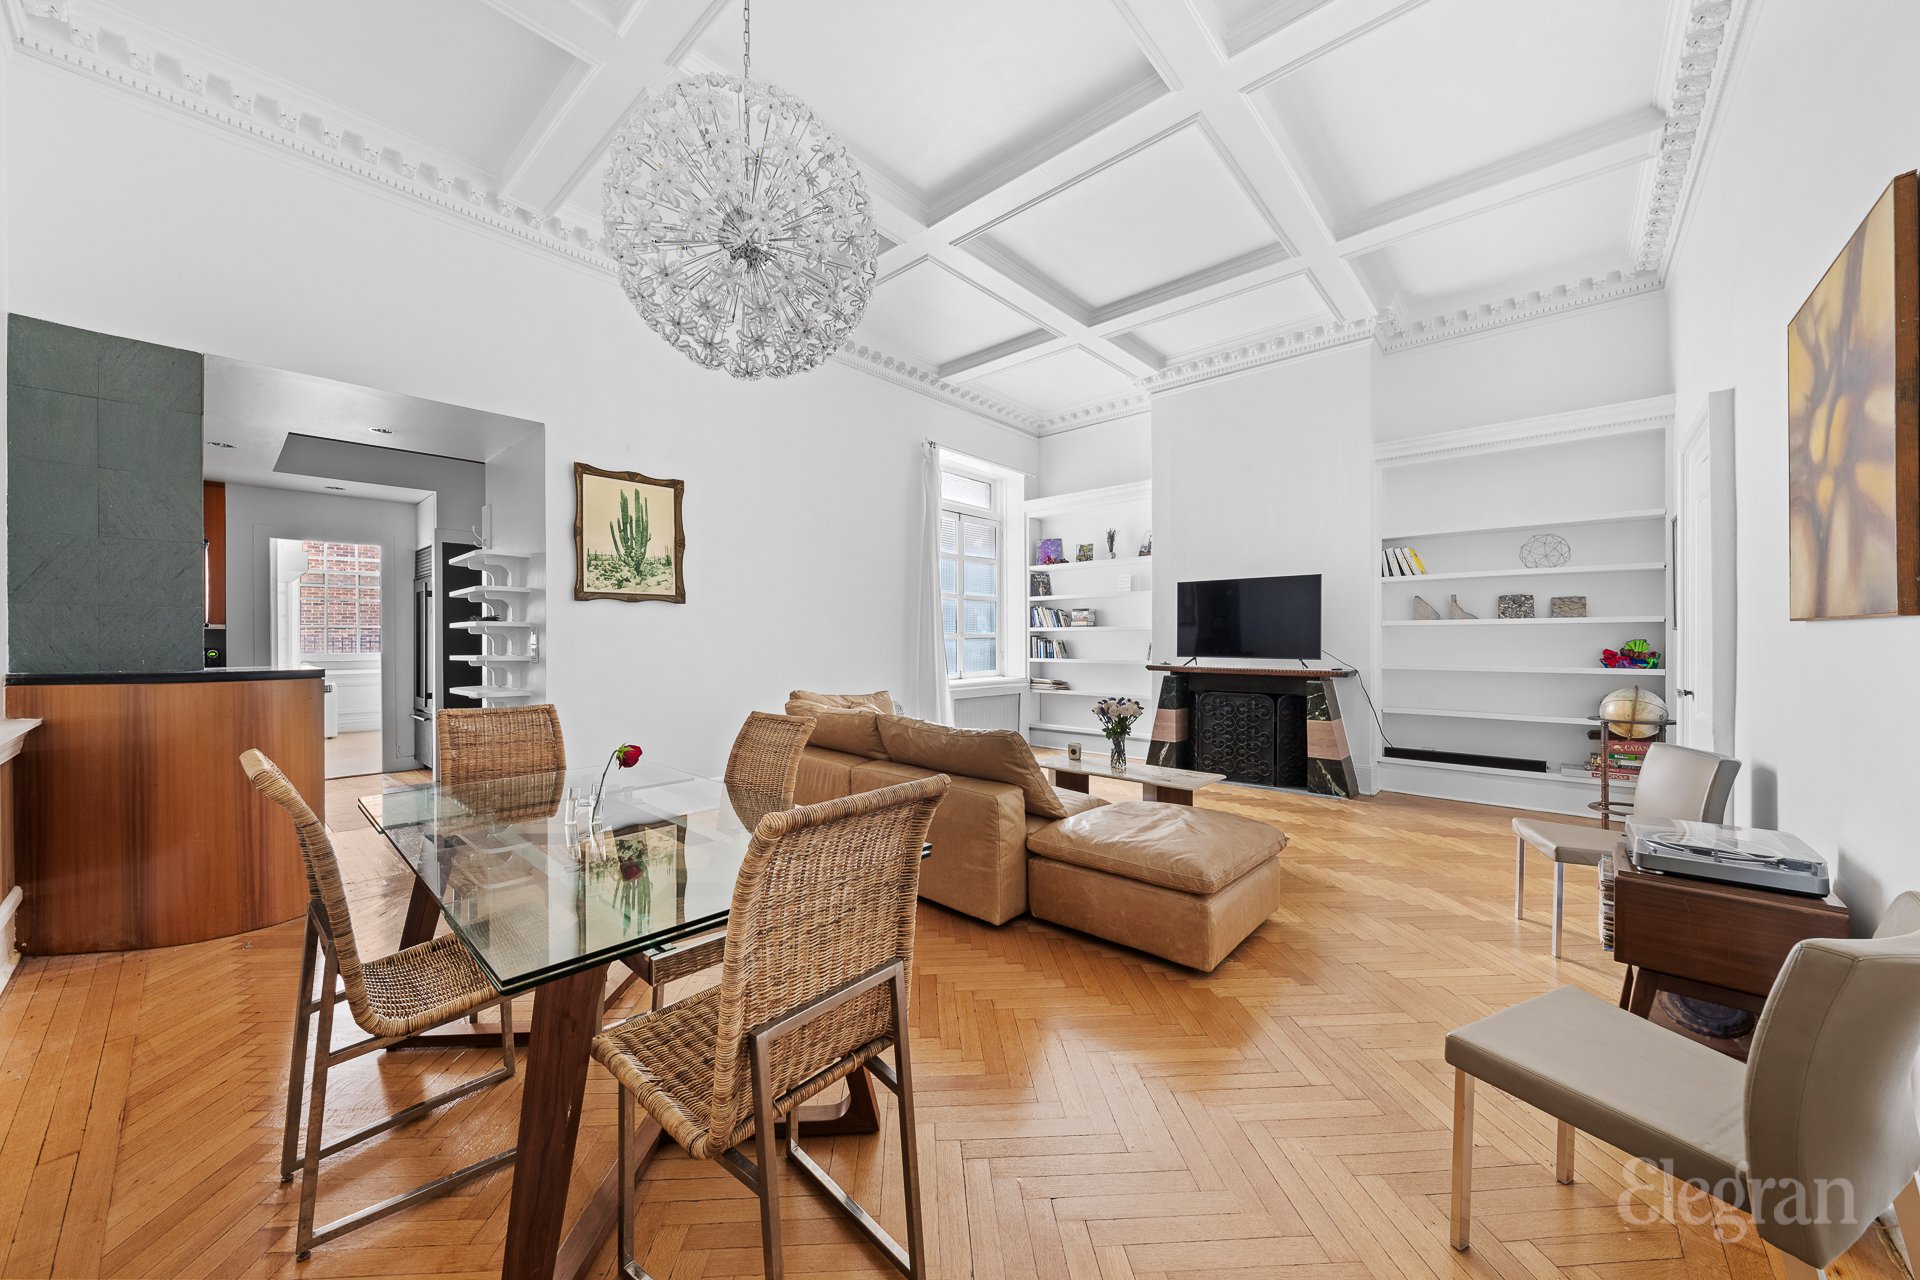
1664;0;1919;927
1151;344;1379;787
1036;413;1151;496
1374;291;1673;442
6;64;1036;776
225;483;417;767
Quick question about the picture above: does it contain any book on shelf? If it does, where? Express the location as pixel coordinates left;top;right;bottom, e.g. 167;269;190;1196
1563;762;1642;781
1029;604;1096;628
1029;571;1052;598
1029;677;1070;691
1029;636;1071;659
1381;545;1428;576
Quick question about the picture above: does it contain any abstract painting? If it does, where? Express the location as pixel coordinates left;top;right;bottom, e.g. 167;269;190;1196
1787;172;1920;619
574;463;686;602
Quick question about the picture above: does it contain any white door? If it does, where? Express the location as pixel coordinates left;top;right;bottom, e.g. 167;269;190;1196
1677;424;1714;748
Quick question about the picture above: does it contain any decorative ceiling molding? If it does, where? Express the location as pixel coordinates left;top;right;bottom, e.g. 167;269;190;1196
1142;316;1378;394
1373;394;1676;464
1634;0;1736;273
1376;268;1663;351
831;342;1042;435
5;2;611;271
1033;390;1154;437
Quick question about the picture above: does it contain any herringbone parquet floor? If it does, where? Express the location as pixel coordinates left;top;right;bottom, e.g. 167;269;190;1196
0;779;1904;1280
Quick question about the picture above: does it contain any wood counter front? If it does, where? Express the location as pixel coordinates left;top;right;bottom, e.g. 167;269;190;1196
5;672;322;954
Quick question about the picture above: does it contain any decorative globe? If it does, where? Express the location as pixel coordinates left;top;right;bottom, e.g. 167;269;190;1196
1519;533;1571;568
1598;686;1668;739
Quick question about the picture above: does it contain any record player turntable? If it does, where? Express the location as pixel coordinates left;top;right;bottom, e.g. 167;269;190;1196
1626;820;1831;897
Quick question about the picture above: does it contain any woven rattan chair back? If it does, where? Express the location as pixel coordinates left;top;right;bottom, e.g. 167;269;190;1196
703;775;947;1149
436;704;566;783
722;711;815;830
240;749;376;1031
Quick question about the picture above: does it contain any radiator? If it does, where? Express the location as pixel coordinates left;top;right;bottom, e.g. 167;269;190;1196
951;691;1021;732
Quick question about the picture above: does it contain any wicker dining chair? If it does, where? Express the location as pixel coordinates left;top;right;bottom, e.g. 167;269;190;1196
241;750;517;1259
436;703;567;782
628;711;815;1010
592;774;948;1280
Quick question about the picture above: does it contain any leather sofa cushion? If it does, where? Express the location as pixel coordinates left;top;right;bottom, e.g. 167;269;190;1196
789;704;887;758
876;716;1067;819
1027;801;1285;895
1024;788;1108;836
1029;855;1281;972
795;746;864;806
789;689;895;715
849;759;1029;925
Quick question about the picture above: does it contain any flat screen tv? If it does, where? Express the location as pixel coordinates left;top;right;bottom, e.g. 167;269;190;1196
1177;574;1322;660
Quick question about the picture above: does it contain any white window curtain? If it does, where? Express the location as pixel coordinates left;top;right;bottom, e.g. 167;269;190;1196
909;440;954;725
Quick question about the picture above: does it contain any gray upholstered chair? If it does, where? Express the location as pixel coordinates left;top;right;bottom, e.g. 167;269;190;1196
1512;742;1740;956
1446;891;1920;1278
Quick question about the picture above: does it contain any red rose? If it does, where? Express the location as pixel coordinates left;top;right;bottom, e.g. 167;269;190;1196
616;744;643;768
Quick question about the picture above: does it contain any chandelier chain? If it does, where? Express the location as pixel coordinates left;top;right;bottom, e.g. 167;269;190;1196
742;0;750;81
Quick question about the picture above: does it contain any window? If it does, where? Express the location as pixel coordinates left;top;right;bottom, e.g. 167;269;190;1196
297;541;382;657
940;468;1001;679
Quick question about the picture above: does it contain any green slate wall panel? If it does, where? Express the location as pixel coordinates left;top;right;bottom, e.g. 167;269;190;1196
7;315;204;674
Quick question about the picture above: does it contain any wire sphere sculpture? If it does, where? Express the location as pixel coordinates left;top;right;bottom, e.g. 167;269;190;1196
1518;533;1572;568
603;73;880;380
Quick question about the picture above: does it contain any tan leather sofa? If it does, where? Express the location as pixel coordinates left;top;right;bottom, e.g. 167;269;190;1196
785;692;1286;970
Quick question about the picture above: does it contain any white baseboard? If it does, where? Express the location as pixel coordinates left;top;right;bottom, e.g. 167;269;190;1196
0;886;22;997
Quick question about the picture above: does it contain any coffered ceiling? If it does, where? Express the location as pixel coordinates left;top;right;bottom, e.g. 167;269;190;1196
5;0;1745;435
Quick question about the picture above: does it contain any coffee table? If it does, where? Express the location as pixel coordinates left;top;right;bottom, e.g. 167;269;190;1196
1034;748;1225;805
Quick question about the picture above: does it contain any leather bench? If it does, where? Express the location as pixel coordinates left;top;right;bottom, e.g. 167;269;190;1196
1026;801;1286;971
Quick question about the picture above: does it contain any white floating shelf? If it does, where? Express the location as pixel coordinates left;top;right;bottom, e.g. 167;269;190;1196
1384;664;1668;677
453;654;534;665
1028;657;1142;665
1379;561;1664;583
1032;688;1137;699
450;549;530;574
1380;756;1635;789
449;685;533;701
1029;590;1147;602
1383;615;1666;627
1028;721;1147;742
1027;558;1153;572
451;619;533;634
1381;507;1667;542
451;585;532;599
1383;707;1592;726
1027;626;1151;633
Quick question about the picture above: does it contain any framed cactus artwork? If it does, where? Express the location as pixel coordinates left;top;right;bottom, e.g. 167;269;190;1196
573;462;687;602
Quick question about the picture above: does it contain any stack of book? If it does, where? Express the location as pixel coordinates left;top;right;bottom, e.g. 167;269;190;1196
1030;636;1071;659
1030;604;1094;628
1381;546;1427;576
1583;737;1653;779
1030;676;1070;692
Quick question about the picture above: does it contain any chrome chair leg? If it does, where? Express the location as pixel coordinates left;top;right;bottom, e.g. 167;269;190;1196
281;911;320;1183
296;949;339;1258
1514;836;1526;919
889;969;927;1278
617;1088;639;1277
1551;863;1566;958
499;997;516;1076
750;1031;787;1280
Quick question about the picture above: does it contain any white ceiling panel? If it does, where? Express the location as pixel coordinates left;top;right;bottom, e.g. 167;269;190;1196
1120;275;1331;364
966;347;1137;411
1254;0;1669;227
101;0;581;172
1199;0;1335;55
688;0;1162;205
971;126;1286;314
856;262;1047;368
1350;162;1647;308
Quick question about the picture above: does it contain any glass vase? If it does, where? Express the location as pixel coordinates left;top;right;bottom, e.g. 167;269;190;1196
1108;737;1128;773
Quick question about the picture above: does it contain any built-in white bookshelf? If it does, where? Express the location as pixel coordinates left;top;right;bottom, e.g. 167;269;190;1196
448;548;539;706
1372;397;1674;816
1020;481;1154;756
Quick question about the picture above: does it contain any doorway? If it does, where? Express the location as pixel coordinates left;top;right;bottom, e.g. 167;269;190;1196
1675;390;1738;761
270;538;384;779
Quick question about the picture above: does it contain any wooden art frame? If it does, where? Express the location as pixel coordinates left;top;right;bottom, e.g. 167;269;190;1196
573;462;686;603
1786;171;1920;619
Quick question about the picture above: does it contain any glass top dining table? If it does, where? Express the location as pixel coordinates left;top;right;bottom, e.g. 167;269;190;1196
366;759;771;996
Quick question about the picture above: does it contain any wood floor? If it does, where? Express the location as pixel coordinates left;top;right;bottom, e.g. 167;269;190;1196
0;779;1904;1280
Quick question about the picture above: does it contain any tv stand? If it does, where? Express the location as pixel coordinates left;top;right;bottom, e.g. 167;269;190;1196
1144;663;1360;797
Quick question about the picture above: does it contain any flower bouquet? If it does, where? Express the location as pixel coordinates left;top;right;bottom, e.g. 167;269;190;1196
1091;696;1144;772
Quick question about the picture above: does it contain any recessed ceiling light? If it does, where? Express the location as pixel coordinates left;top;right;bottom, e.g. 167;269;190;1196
369;427;395;435
206;440;236;449
325;485;347;491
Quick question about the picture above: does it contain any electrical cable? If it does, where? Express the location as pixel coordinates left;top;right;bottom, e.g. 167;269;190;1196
1320;649;1394;750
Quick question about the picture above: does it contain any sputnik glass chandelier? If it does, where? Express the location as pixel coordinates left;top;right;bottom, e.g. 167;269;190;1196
603;0;879;380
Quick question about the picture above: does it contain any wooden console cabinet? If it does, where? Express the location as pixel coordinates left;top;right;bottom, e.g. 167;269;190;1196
5;669;323;954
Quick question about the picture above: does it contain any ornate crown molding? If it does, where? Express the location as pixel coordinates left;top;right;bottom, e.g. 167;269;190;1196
1376;269;1663;351
1373;394;1676;464
1034;391;1152;437
1141;317;1378;394
6;3;611;272
1634;0;1739;274
831;342;1042;435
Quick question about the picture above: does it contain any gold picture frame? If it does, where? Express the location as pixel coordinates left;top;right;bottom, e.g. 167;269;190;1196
1786;171;1920;619
573;462;686;603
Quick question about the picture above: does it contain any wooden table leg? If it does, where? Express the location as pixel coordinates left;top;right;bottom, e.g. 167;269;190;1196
1053;771;1090;794
555;1115;665;1280
399;876;442;947
502;964;608;1280
1140;784;1195;805
1618;966;1636;1009
1627;968;1660;1018
786;1064;881;1136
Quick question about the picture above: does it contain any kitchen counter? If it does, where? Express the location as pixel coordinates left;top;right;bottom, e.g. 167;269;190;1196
6;666;324;686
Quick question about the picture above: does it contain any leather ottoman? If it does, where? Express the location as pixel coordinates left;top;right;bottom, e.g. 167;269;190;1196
1026;802;1286;971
